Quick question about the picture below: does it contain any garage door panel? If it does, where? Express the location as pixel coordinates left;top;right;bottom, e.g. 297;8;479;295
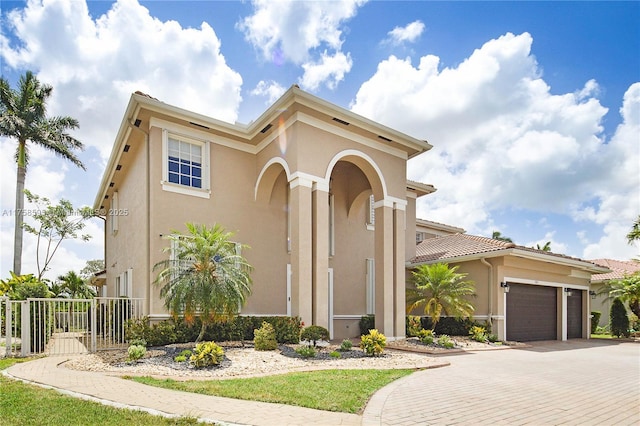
507;284;557;341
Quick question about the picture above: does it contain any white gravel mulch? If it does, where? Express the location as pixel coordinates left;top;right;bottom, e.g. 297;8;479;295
64;341;450;380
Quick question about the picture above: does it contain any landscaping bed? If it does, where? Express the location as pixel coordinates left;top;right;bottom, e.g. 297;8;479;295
65;341;447;379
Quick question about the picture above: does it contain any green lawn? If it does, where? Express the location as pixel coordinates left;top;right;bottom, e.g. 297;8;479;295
131;368;415;414
0;358;201;425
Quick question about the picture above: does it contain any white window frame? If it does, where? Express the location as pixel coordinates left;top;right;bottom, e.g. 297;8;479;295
366;194;375;230
366;258;375;314
110;191;119;235
161;129;210;199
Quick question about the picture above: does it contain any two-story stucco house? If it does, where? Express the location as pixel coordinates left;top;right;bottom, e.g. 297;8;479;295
94;86;435;340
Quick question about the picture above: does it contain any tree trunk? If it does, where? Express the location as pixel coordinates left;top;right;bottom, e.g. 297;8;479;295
13;158;26;275
196;321;207;343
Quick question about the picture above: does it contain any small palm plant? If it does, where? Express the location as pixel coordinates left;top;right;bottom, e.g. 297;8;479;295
407;263;475;331
154;223;253;342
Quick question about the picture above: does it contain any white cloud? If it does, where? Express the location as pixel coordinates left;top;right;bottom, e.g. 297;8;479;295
238;0;365;90
0;0;242;278
1;0;243;160
526;231;568;254
385;20;425;45
299;51;352;90
351;32;639;259
251;80;286;104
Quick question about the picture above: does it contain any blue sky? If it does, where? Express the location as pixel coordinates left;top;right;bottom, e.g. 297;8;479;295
0;0;638;280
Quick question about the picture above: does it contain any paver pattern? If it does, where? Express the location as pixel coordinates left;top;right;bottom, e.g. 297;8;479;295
5;339;639;425
363;340;640;426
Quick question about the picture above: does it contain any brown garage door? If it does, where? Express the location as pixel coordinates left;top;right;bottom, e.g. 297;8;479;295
506;283;557;341
567;290;583;338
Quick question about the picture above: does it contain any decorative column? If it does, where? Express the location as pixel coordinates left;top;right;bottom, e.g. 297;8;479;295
374;199;395;337
393;202;407;339
312;182;329;329
289;177;313;325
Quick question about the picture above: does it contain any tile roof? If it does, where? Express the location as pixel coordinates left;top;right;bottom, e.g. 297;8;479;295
411;233;606;272
589;258;640;282
412;233;516;263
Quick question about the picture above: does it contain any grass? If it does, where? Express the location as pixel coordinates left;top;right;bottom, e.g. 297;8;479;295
0;358;202;425
591;333;615;339
131;368;415;413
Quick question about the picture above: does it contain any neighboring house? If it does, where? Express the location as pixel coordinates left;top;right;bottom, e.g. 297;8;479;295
589;259;640;326
408;233;609;342
94;86;435;341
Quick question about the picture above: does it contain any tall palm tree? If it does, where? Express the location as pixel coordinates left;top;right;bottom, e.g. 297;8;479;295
407;263;476;330
0;71;85;275
154;223;253;342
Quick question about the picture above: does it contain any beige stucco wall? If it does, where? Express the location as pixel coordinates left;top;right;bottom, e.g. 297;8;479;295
104;104;418;341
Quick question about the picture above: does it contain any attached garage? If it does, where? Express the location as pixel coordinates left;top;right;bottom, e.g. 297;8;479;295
506;283;558;341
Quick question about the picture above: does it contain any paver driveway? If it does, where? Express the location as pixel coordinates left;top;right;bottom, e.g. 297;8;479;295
363;340;640;426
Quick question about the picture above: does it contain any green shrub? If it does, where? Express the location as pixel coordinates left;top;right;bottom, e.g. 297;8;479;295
610;298;630;337
487;334;499;343
127;344;147;362
179;349;192;357
295;346;317;358
359;315;375;336
437;334;455;349
339;339;353;351
129;338;147;347
254;321;278;351
469;326;487;342
190;341;225;368
125;317;178;346
590;311;602;334
629;313;638;332
174;355;187;362
419;317;482;336
300;325;330;347
329;350;341;358
417;329;434;345
406;315;423;337
360;329;387;356
594;325;610;335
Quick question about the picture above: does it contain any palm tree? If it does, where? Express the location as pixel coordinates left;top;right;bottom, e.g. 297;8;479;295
491;231;513;243
535;241;552;252
58;271;96;299
603;273;640;318
0;71;85;275
154;223;253;342
627;215;640;245
407;263;476;330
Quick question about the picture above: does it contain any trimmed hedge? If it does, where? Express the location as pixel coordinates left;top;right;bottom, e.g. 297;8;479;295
401;316;483;336
590;311;601;334
126;315;302;346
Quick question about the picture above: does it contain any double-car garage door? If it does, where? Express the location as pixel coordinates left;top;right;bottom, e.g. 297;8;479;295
506;283;583;341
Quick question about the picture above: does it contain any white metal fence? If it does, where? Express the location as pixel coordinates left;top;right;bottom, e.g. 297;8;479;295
1;297;144;357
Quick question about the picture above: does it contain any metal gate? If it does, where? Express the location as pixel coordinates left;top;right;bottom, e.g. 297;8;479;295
2;297;143;357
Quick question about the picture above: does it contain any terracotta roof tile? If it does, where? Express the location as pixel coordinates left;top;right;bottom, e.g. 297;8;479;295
412;233;515;263
589;258;640;282
411;233;605;269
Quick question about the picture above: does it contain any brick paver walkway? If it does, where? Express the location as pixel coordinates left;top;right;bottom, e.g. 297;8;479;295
4;339;639;425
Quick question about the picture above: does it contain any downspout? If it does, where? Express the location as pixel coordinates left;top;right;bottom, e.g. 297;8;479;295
480;258;493;329
127;120;150;317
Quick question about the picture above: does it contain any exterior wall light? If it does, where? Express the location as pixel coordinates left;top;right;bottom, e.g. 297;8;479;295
500;282;510;293
589;290;596;299
564;288;573;297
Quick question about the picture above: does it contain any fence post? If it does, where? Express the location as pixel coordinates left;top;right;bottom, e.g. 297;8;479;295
21;300;30;356
2;297;10;357
91;298;97;352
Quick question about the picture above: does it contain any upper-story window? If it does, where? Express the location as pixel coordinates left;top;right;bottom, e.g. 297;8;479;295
168;137;202;188
162;129;210;198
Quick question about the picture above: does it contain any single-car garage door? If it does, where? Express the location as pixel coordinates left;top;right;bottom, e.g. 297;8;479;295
506;283;557;341
567;290;583;338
